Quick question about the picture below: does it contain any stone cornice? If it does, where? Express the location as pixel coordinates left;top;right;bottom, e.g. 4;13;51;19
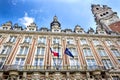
0;30;120;38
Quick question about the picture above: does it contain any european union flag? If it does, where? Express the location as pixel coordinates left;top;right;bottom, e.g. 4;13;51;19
64;48;74;58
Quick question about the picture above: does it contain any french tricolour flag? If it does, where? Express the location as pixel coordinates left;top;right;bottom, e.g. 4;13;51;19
50;48;59;57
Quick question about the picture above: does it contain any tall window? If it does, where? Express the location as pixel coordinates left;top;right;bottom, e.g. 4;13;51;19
36;47;45;55
0;46;12;54
34;58;44;66
97;49;107;56
14;58;25;66
92;39;100;46
86;59;97;69
106;40;113;46
8;36;17;43
80;39;87;45
18;46;29;55
83;48;93;56
111;49;120;57
0;57;5;68
52;58;62;69
69;58;80;69
69;48;77;56
53;38;60;44
67;38;74;44
23;36;32;43
38;37;46;44
102;59;113;69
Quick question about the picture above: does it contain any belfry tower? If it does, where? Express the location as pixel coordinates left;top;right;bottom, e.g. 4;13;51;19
91;4;120;33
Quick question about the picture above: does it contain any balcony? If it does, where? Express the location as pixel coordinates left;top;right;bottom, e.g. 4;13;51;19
0;65;107;72
86;65;106;71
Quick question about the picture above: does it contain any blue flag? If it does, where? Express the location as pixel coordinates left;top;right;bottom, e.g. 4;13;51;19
64;48;74;58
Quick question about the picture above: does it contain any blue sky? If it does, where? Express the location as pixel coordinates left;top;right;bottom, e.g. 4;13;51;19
0;0;120;31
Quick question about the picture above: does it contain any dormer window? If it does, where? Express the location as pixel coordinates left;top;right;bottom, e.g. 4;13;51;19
54;29;59;32
100;31;105;34
77;31;83;33
3;27;8;30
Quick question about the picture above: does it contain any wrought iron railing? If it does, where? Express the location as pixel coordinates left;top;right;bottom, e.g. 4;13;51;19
0;65;106;71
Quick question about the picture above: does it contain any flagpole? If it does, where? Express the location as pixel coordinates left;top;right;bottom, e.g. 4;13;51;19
57;42;59;70
50;47;57;69
36;48;39;69
53;57;57;69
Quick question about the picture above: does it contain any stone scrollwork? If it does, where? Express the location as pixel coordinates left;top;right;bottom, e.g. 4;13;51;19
49;72;66;79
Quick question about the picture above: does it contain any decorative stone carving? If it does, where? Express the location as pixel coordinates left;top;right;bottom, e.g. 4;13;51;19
49;72;66;79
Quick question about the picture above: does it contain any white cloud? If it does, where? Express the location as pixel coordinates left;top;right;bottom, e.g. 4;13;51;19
30;9;43;14
11;0;25;5
18;12;35;27
11;0;17;5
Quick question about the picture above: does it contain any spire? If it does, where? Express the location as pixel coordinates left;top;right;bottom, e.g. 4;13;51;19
53;15;58;21
50;15;61;29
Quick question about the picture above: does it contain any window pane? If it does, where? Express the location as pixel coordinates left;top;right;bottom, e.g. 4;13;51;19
69;48;77;56
106;40;112;46
34;58;38;66
67;38;74;44
24;47;29;55
102;59;113;69
39;58;43;66
93;39;100;46
9;36;16;42
24;36;31;43
83;48;93;56
98;49;107;56
15;58;20;65
1;46;12;54
41;47;45;55
20;58;25;66
36;47;40;55
111;49;120;57
18;47;23;54
38;37;46;44
53;38;60;44
86;59;97;69
0;57;5;68
80;39;87;45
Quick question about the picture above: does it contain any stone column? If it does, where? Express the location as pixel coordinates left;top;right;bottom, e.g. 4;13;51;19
23;72;27;80
105;72;111;80
0;72;3;80
86;72;90;80
66;72;70;80
45;72;49;80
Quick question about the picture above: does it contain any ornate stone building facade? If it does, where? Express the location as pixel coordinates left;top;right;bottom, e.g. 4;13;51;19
0;4;120;80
